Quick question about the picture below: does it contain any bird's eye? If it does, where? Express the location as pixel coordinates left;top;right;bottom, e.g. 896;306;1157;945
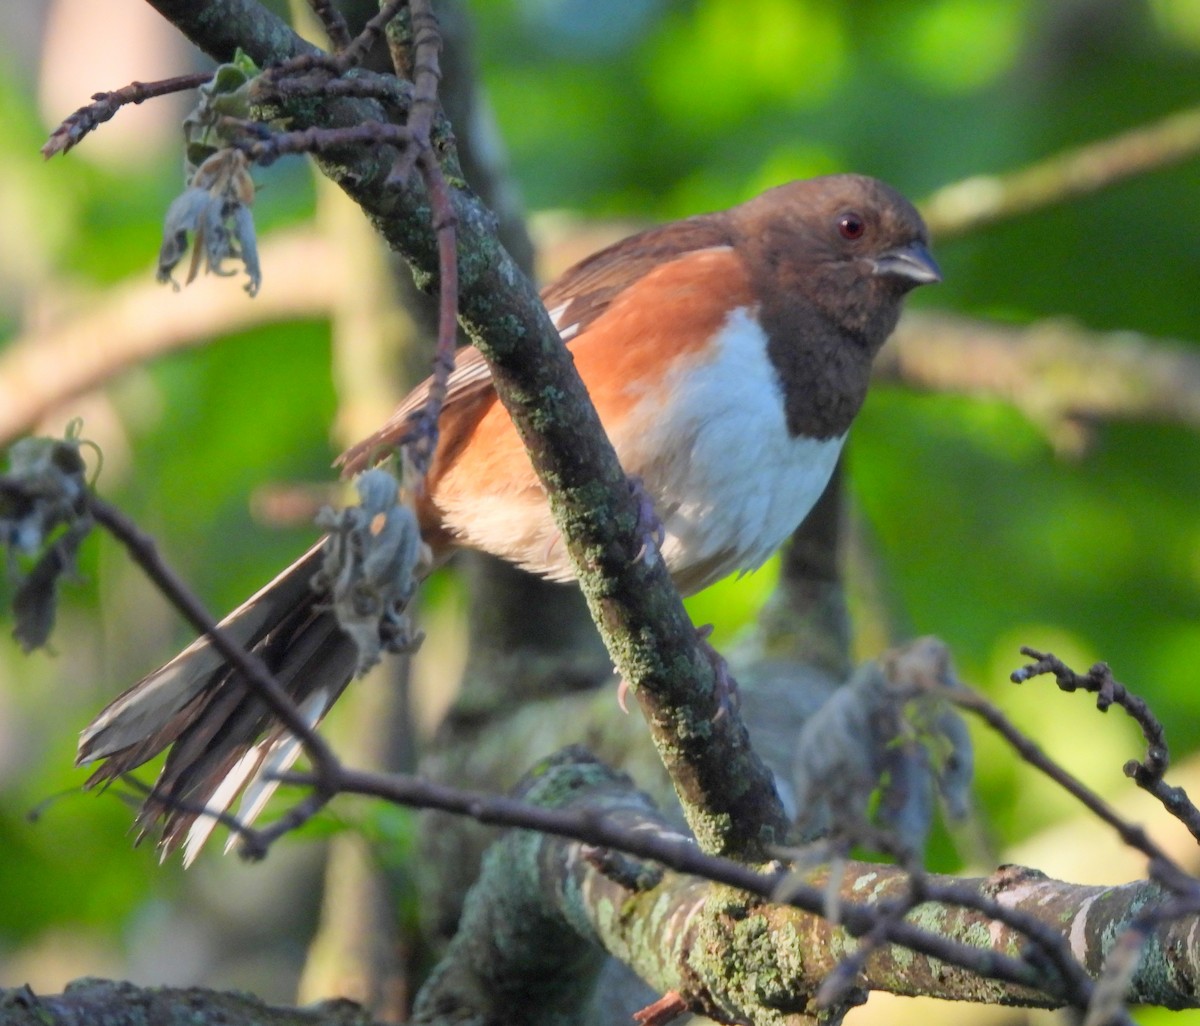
838;212;866;241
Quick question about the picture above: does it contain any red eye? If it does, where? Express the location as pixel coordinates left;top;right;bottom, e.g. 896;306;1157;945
838;213;865;240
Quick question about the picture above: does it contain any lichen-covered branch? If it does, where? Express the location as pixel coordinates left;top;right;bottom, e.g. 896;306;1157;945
0;979;385;1026
139;0;787;859
409;749;1200;1026
5;727;1200;1025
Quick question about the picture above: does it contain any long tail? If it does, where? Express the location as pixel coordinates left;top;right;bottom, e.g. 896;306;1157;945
76;542;358;864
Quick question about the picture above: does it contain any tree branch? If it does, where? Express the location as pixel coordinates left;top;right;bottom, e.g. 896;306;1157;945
41;72;214;158
0;230;339;446
922;104;1200;240
86;493;342;785
139;0;787;859
0;980;385;1026
880;309;1200;449
1012;648;1200;844
336;751;1200;1023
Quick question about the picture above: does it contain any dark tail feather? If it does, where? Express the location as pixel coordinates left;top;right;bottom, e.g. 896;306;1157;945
76;543;358;863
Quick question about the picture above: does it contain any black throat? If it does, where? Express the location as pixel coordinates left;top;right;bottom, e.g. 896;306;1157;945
758;294;895;440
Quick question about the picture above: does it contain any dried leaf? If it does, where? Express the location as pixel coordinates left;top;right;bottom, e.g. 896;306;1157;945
1;432;95;652
313;469;428;674
790;637;976;858
156;148;261;296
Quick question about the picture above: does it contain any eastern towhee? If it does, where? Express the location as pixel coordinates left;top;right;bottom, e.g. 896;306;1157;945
77;173;940;861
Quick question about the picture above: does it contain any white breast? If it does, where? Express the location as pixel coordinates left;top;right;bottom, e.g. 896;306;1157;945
613;306;846;595
439;307;845;593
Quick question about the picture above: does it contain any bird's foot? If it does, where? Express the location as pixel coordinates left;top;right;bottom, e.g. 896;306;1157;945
617;676;633;714
696;623;740;720
628;475;666;565
614;629;738;718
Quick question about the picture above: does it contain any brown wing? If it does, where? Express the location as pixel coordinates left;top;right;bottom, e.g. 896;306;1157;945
335;210;734;477
542;212;732;340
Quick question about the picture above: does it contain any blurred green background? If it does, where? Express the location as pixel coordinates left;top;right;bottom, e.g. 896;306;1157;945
1;0;1198;1023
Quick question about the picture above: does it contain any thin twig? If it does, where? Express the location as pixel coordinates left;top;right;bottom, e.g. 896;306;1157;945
388;0;443;185
120;774;263;849
226;119;415;165
1013;648;1200;844
254;71;413;108
338;0;407;69
84;494;340;783
42;72;213;159
948;686;1195;894
123;740;343;863
404;151;458;481
237;789;337;859
307;0;352;51
366;0;456;483
255;0;405;83
1013;649;1167;770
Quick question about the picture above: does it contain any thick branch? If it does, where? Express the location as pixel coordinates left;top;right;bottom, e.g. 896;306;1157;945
0;980;384;1026
409;751;1200;1025
7;745;1200;1024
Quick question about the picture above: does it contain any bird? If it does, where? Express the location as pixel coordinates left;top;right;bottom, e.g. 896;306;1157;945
75;173;940;862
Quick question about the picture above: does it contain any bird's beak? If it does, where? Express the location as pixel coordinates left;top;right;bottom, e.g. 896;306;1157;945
873;241;942;286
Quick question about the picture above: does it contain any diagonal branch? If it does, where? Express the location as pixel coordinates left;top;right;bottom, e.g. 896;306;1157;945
923;104;1200;240
1013;648;1200;843
141;0;789;859
949;684;1196;895
86;494;341;785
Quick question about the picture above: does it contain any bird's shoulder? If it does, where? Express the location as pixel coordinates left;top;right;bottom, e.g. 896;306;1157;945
542;212;734;340
337;213;740;475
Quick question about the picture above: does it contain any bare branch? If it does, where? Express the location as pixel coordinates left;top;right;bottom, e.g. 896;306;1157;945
1013;648;1200;844
337;0;406;70
42;72;213;158
923;104;1200;240
386;0;443;185
402;151;459;481
949;684;1196;894
306;0;351;52
85;494;341;785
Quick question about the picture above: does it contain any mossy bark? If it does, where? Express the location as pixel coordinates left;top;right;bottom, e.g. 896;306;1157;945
143;0;788;858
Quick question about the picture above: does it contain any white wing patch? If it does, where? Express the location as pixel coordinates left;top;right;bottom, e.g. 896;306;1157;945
546;299;580;342
181;687;333;867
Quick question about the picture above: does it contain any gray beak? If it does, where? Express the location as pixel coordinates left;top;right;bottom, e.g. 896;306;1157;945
873;240;942;286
